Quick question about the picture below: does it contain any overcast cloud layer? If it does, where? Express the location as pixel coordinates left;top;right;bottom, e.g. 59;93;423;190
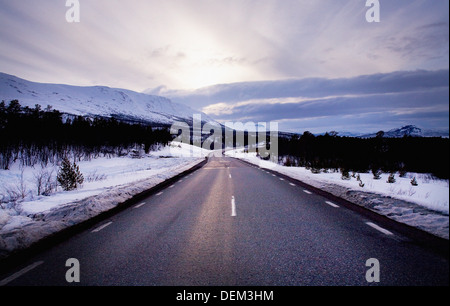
165;69;449;133
0;0;448;133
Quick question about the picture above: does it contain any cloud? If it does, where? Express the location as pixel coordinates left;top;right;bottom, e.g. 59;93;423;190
167;69;449;108
383;22;449;62
0;0;448;133
167;69;449;133
0;0;448;91
210;88;448;122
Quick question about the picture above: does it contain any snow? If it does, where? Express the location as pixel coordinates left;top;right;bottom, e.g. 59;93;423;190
360;125;449;138
0;142;210;258
226;149;449;240
0;72;217;125
1;142;448;259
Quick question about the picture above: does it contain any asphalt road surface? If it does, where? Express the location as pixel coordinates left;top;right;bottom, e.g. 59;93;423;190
0;156;448;286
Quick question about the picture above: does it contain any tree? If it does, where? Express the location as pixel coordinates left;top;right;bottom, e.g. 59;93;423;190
301;131;315;140
387;172;396;184
372;168;382;180
6;100;21;115
340;168;351;180
398;163;407;177
57;157;84;191
310;167;321;174
0;100;6;128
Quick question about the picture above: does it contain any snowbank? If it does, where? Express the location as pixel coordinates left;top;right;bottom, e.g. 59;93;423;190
0;143;209;259
226;150;449;240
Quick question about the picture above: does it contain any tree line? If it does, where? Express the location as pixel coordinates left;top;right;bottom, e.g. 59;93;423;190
277;131;449;179
0;100;173;170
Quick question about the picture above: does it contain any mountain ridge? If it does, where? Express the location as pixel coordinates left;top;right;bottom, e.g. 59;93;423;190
0;72;216;126
1;73;447;138
359;125;449;138
300;125;448;138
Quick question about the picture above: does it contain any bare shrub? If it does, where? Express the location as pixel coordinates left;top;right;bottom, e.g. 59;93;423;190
34;167;56;196
1;168;30;210
86;170;107;183
408;187;416;197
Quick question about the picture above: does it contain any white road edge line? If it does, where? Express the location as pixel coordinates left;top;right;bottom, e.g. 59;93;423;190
366;222;394;236
0;261;44;286
133;202;146;209
91;222;113;233
303;190;312;195
325;201;339;208
231;196;236;217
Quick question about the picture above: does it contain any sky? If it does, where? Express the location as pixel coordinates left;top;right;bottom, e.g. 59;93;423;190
0;0;448;133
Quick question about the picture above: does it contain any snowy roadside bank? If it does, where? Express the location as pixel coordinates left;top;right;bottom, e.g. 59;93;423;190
0;143;209;259
226;150;449;240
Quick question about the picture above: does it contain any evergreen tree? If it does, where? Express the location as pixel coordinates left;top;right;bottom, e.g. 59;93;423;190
372;168;382;180
6;100;21;115
310;167;321;174
387;172;396;184
0;100;6;129
57;157;84;191
340;168;351;180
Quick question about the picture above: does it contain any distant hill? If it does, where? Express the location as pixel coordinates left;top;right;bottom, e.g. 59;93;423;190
0;72;217;127
359;125;449;138
302;125;449;138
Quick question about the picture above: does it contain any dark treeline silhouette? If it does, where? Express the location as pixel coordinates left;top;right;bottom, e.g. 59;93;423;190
0;100;172;170
277;131;449;179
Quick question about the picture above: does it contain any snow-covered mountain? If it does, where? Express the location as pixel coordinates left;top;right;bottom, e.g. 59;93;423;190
311;125;449;138
0;72;217;126
359;125;449;138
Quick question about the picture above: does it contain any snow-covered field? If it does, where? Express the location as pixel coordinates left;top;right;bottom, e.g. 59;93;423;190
226;150;449;240
0;143;210;258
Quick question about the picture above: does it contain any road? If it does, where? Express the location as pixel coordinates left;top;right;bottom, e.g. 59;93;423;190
0;156;448;286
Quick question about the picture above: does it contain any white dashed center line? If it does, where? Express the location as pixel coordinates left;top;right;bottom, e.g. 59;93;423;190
91;222;113;233
303;190;312;195
231;196;236;217
0;261;44;286
325;201;339;208
366;222;394;236
133;202;146;209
